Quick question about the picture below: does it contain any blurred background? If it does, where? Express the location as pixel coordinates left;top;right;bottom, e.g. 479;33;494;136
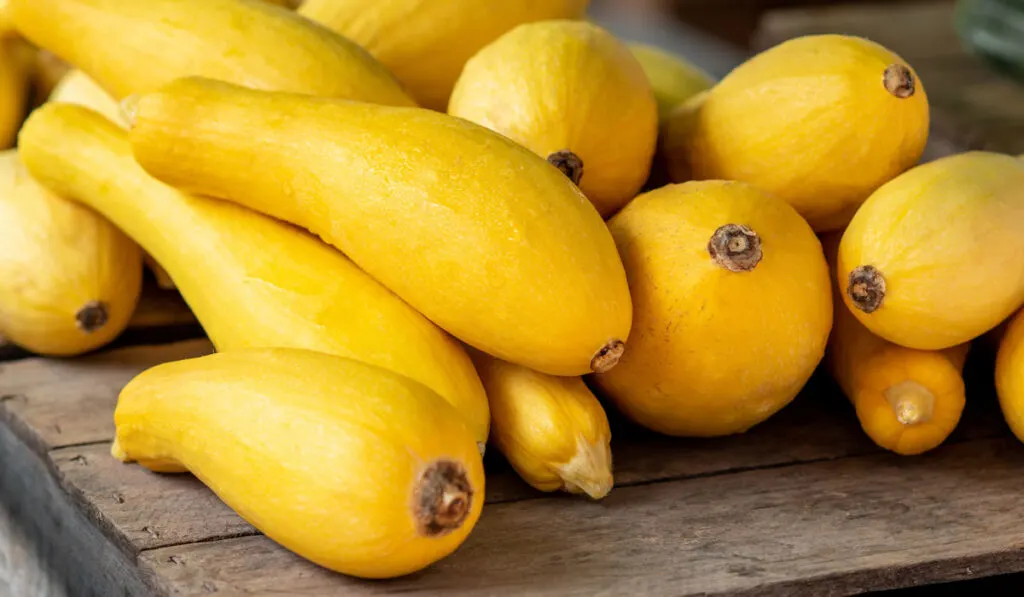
589;0;1024;155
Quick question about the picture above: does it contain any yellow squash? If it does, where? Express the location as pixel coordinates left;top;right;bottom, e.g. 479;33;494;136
0;149;141;355
629;43;713;120
113;348;484;579
48;69;127;127
594;181;833;436
19;103;490;446
838;151;1024;350
299;0;588;110
823;233;967;455
470;349;613;499
449;21;657;217
0;37;26;148
997;308;1024;442
47;69;175;288
128;77;632;377
661;34;929;232
8;0;413;105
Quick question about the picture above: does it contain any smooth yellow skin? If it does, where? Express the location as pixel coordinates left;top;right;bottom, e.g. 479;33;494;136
629;43;713;120
300;0;588;110
128;77;632;376
449;21;657;218
18;104;489;445
0;0;12;36
113;348;485;579
0;38;26;148
662;35;929;232
48;69;127;127
997;309;1024;442
823;233;967;456
8;0;413;105
470;349;613;500
838;151;1024;350
595;181;833;436
0;150;141;356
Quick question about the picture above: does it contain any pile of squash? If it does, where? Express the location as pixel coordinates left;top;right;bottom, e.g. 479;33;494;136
1;0;1023;580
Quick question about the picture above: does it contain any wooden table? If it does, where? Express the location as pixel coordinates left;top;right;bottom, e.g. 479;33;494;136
3;2;1024;595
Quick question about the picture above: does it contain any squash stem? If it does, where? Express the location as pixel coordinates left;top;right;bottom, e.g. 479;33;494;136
883;380;935;426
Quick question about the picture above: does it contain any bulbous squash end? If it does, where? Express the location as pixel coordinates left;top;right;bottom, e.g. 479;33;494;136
414;459;474;538
883;64;916;99
75;301;109;333
558;436;614;500
847;265;887;313
547;150;584;186
591;339;626;373
707;224;762;272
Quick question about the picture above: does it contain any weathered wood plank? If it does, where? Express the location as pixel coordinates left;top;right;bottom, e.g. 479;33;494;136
0;500;67;597
0;423;149;597
140;437;1024;597
0;340;213;454
40;364;1008;566
51;443;257;555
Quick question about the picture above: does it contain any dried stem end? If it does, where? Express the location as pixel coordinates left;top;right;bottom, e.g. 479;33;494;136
847;265;886;313
591;339;625;373
76;301;109;333
547;150;584;186
413;459;473;537
884;380;935;426
707;224;762;272
883;64;915;98
558;436;614;500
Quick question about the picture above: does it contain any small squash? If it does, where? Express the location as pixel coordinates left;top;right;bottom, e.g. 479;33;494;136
126;77;632;377
8;0;413;105
660;34;929;232
299;0;589;110
470;349;613;499
113;348;484;579
823;233;968;455
0;149;142;355
629;43;713;120
18;103;490;447
449;20;658;217
594;180;833;436
838;151;1024;350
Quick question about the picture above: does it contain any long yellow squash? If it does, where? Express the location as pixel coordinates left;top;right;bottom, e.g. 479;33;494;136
114;348;485;579
838;151;1024;350
0;149;141;355
18;103;489;446
823;233;968;455
127;77;632;377
470;349;613;499
8;0;413;105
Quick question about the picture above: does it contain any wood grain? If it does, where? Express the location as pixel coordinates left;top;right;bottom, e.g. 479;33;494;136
0;500;67;597
51;443;257;554
0;340;213;454
141;437;1024;597
0;424;149;597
